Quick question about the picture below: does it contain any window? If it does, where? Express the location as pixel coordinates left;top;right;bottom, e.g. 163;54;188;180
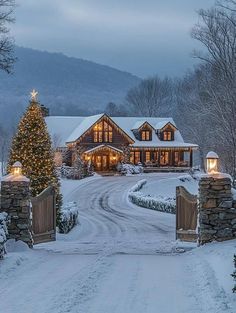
130;151;141;164
141;130;151;141
163;131;172;141
134;151;141;164
93;121;113;143
160;151;169;165
145;151;151;162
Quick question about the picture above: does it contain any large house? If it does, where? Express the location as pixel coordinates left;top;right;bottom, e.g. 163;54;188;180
46;113;198;171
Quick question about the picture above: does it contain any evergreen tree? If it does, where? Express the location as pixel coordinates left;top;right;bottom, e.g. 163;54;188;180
8;96;62;220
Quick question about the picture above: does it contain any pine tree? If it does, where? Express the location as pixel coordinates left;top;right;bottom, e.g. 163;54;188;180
8;98;62;221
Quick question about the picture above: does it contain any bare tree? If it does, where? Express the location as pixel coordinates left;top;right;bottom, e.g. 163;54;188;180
0;0;15;73
190;1;236;180
126;76;173;117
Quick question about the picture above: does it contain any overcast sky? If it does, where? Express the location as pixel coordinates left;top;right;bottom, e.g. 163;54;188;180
12;0;216;78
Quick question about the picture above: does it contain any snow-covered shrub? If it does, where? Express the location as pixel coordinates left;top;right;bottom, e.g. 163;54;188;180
0;212;8;259
59;162;94;180
232;254;236;293
58;202;79;234
129;179;147;192
117;163;143;175
128;180;176;214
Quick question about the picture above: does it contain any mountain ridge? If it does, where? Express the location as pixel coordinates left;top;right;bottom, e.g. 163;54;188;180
0;46;140;126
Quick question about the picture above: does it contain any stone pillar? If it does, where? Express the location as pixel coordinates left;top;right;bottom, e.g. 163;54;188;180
198;176;236;245
0;176;33;248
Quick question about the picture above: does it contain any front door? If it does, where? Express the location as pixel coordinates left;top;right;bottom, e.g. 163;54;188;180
95;155;109;171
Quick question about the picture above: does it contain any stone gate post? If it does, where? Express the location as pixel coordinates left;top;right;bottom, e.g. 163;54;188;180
0;171;33;248
198;176;236;245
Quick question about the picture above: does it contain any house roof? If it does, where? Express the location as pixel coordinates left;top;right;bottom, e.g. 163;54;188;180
45;114;198;149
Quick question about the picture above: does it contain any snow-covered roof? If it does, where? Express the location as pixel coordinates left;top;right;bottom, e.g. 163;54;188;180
155;120;177;130
66;114;104;143
45;114;198;149
46;116;84;147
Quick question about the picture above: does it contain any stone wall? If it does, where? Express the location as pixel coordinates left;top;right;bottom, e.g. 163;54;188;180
0;180;33;248
198;176;236;244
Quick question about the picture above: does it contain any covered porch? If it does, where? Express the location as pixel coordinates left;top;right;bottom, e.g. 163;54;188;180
130;147;196;168
83;144;124;172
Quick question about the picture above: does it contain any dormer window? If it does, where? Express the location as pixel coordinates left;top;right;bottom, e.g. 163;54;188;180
141;130;151;141
163;131;173;141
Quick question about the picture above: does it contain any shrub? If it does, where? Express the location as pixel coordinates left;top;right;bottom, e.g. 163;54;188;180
117;163;143;175
58;202;79;234
0;212;8;259
232;254;236;293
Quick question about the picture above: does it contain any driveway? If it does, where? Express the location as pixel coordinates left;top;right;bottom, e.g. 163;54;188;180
0;174;234;313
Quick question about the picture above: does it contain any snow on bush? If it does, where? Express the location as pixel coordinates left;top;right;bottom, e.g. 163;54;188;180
0;212;8;259
117;163;143;175
58;202;79;234
128;180;176;214
232;254;236;293
57;161;94;180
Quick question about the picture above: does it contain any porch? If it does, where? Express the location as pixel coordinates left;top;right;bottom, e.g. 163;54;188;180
83;144;124;172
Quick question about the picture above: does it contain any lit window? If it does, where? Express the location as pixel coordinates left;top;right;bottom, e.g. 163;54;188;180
141;131;151;141
163;131;172;141
93;121;113;143
145;151;151;162
134;151;141;164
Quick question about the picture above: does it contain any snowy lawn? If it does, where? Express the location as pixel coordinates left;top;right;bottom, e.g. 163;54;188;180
128;173;199;213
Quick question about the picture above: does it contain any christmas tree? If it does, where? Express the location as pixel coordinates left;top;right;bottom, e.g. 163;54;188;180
8;91;62;220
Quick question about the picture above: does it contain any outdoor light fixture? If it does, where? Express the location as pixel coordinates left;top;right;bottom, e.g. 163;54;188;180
12;161;23;176
206;151;219;174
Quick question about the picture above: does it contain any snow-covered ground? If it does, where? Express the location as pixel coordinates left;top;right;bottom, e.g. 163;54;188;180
0;173;235;313
141;173;199;198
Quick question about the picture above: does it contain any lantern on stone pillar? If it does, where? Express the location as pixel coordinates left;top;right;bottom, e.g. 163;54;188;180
12;161;23;176
206;151;219;174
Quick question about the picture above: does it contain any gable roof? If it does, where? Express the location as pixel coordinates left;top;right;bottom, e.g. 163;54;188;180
66;113;104;143
155;121;177;130
131;120;155;131
66;113;135;144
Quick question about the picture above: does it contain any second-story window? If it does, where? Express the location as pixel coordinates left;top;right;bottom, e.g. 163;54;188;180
163;131;173;141
141;130;151;141
94;121;113;143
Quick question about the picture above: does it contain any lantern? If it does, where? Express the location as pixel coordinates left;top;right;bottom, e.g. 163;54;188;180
206;151;219;174
12;161;23;176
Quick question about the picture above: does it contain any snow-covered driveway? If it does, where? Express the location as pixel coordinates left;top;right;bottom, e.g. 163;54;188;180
0;174;235;313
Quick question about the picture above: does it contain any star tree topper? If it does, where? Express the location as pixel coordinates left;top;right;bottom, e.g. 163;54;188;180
30;89;38;102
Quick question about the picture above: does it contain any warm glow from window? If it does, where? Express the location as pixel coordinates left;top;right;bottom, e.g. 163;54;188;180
145;151;151;162
93;121;113;143
141;131;150;141
163;131;172;141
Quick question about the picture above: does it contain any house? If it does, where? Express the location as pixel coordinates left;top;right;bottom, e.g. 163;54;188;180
45;113;198;171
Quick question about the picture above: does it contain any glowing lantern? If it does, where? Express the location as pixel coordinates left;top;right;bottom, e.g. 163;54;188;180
12;161;23;176
206;151;219;174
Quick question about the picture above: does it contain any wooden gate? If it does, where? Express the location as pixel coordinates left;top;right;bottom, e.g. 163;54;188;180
31;186;56;244
176;186;198;242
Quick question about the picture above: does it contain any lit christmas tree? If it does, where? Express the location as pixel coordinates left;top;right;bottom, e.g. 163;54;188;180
8;90;62;220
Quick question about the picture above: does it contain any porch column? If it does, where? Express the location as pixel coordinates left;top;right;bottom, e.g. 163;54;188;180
190;149;193;167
